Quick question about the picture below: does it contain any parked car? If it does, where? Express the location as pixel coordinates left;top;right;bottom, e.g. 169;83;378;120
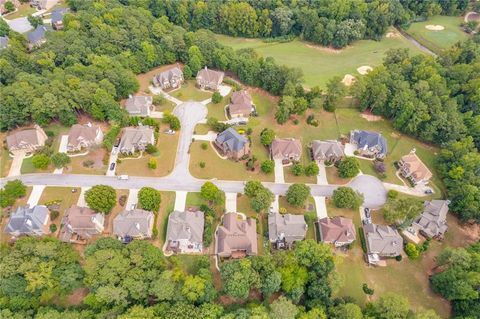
118;175;129;180
165;129;175;135
424;188;433;194
110;162;116;170
364;208;372;224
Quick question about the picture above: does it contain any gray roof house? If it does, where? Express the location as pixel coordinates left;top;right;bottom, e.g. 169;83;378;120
311;140;344;163
113;209;154;241
0;36;9;50
350;130;387;158
27;25;48;50
51;8;68;30
214;127;250;160
59;205;104;243
153;66;184;89
363;223;403;264
412;200;449;238
125;95;153;117
5;205;50;237
118;126;155;154
165;210;204;253
268;212;307;248
196;66;224;90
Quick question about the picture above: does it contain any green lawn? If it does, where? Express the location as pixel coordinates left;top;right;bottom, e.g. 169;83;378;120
405;15;469;53
208;91;231;120
3;3;37;19
171;80;212;102
216;30;424;89
0;133;12;177
158;191;176;246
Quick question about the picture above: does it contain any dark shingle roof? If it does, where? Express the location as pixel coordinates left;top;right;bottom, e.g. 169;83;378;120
216;127;248;152
352;130;387;155
27;25;47;44
51;8;68;24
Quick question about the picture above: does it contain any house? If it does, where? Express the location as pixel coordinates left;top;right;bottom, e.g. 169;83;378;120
311;140;344;163
165;210;204;253
51;8;68;30
58;205;104;243
125;95;153;117
196;66;224;90
118;126;155;154
27;25;47;50
271;138;302;162
318;217;356;247
113;209;154;242
228;90;253;118
363;223;403;264
216;212;257;258
268;212;307;249
0;36;9;50
153;66;184;89
214;127;249;160
31;0;58;10
5;205;50;237
67;123;103;152
412;200;449;239
398;150;433;185
350;130;387;158
7;124;48;153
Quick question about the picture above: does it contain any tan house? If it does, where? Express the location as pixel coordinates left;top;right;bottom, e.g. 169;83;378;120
196;66;224;90
311;140;344;163
7;124;48;153
113;209;154;243
59;205;105;243
125;95;153;117
319;217;356;247
271;138;302;162
363;223;403;264
228;90;253;118
67;123;103;152
412;200;449;239
214;127;249;160
398;151;432;185
118;126;155;154
216;212;257;258
153;66;184;89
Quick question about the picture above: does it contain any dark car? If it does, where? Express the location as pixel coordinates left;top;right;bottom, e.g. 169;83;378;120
364;208;372;224
424;189;433;194
110;162;116;170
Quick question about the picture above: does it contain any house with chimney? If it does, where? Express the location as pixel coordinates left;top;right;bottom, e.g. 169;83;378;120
67;123;103;152
412;200;449;239
7;124;48;154
113;209;154;243
363;223;403;264
153;65;184;90
228;90;254;118
5;205;50;237
271;138;302;163
268;212;307;249
59;205;104;243
124;95;153;117
196;67;224;90
398;150;433;186
310;140;344;163
214;127;250;160
318;217;356;247
215;212;257;258
165;209;204;253
350;130;387;159
118;126;155;154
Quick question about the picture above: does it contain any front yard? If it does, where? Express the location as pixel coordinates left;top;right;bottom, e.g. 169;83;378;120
171;80;212;102
66;147;107;175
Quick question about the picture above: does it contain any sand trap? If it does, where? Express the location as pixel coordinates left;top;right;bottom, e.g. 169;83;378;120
361;113;382;122
386;32;399;38
342;74;356;86
357;65;373;75
425;25;445;31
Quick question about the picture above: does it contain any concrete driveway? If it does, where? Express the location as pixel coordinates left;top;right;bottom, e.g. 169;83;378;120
8;151;26;177
106;147;119;176
150;111;164;118
274;159;285;183
271;195;279;212
5;17;32;33
225;193;237;212
174;191;187;211
125;189;139;210
193;131;217;141
348;175;387;209
27;185;45;207
77;187;91;207
313;196;328;219
58;135;69;153
149;86;182;105
316;161;328;185
344;143;357;156
218;85;232;97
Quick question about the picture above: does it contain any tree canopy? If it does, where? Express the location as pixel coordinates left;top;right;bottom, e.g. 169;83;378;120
138;187;161;212
84;185;116;214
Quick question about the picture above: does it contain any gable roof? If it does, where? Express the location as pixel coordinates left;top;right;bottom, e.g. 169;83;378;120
154;66;183;83
268;212;307;244
311;140;344;159
7;125;47;150
67;124;101;148
125;96;152;115
27;25;47;44
196;67;224;84
5;205;49;234
215;127;248;152
217;212;257;256
401;152;433;181
414;200;449;237
166;210;204;244
119;126;154;151
271;138;302;159
319;217;356;243
351;130;387;155
113;209;154;238
62;205;104;230
51;8;68;23
229;90;252;115
364;223;402;256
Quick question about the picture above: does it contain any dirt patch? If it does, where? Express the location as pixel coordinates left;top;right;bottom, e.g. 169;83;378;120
357;65;373;75
425;25;445;31
391;132;401;138
76;114;110;132
361;112;382;122
342;74;356;86
65;287;89;306
305;43;349;54
386;32;399;38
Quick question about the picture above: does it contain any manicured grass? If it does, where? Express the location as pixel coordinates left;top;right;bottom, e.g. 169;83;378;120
66;148;107;175
215;31;424;89
157;191;176;247
0;133;12;177
208;92;231;120
283;146;318;184
194;124;210;135
278;196;316;215
4;3;36;19
325;166;351;185
21;156;53;174
136;64;179;93
405;15;469;53
38;187;81;213
171;80;212;102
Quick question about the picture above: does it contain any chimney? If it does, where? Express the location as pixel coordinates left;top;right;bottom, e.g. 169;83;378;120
86;122;92;127
410;147;416;154
135;222;140;230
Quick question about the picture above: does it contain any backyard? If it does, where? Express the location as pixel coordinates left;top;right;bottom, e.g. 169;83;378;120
171;80;212;102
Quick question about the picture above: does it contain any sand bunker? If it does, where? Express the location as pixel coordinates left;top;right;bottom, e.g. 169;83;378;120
357;65;373;75
425;25;445;31
386;32;399;38
342;74;356;86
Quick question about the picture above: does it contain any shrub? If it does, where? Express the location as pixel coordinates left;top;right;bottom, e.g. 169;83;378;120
32;154;50;169
387;190;399;199
50;210;60;221
362;283;374;295
395;255;402;261
49;224;57;233
148;158;157;169
118;195;127;207
261;160;274;174
51;152;71;168
358;227;367;253
83;159;95;167
152;95;166;106
145;144;158;154
405;243;420;259
103;126;121;151
293;119;299;125
338;157;360;178
163;113;181;130
246;128;253;135
201;142;208;150
199;161;206;168
332;187;364;209
304;162;319;176
212;91;222;104
291;163;304;176
260;128;275;146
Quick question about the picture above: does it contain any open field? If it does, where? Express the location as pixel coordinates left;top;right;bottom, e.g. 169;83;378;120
405;15;469;53
171;80;212;102
216;30;424;88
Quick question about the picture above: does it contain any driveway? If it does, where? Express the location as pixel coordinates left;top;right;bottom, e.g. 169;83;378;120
348;175;387;209
316;161;328;185
7;151;26;177
4;17;32;33
344;143;357;156
271;195;279;212
174;191;187;211
149;85;182;105
27;185;45;207
125;189;139;210
77;187;91;207
218;85;232;97
193;131;217;141
274;159;285;183
225;192;237;212
58;135;68;153
106;147;119;177
150;111;163;118
313;196;328;219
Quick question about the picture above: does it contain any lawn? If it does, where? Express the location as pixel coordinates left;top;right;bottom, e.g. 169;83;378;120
136;64;179;93
325;166;351;185
103;189;130;236
156;191;176;247
215;30;424;89
3;3;36;19
171;80;212;102
21;156;54;174
208;91;231;120
66;148;107;175
194;124;210;135
405;15;469;53
283;146;318;184
0;133;12;177
38;187;80;237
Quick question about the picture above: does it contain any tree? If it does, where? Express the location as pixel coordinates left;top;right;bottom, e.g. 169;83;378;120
211;91;222;104
291;163;304;176
323;76;346;112
383;198;423;225
332;187;364;209
244;180;274;212
138;187;161;212
286;184;310;207
145;144;158;154
260;128;275;146
0;180;27;208
32;154;50;169
220;258;260;299
163;113;181;130
338;157;360;178
85;185;116;214
51;153;70;168
261;160;274;174
200;182;223;204
270;296;298;319
405;243;420;259
27;15;43;28
148;158;157;169
4;1;14;12
304;162;319;176
330;303;363;319
370;293;410;319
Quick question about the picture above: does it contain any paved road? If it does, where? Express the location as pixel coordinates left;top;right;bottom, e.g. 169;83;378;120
348;175;387;209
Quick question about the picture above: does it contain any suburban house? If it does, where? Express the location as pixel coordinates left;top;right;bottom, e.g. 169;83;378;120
7;124;48;153
5;205;50;237
31;0;58;10
363;223;403;264
228;90;254;118
51;8;68;30
398;150;433;185
214;127;250;160
67;123;103;152
113;209;154;242
196;66;224;90
27;25;48;50
165;210;204;253
350;130;387;158
271;138;302;163
125;95;153;117
318;217;356;247
412;200;449;239
268;212;307;249
216;212;257;258
153;66;184;89
118;126;155;154
311;140;344;163
0;36;9;50
59;205;105;243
